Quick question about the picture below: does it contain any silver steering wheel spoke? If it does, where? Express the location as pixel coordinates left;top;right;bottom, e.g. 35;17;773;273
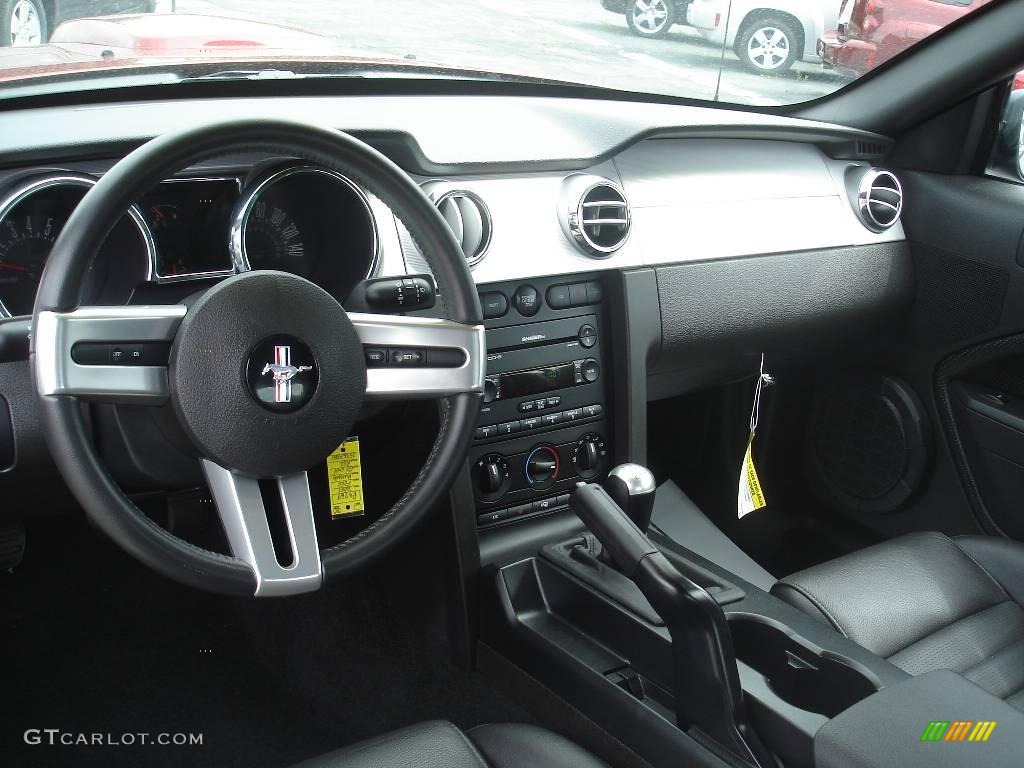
350;312;485;399
35;305;186;403
202;460;322;597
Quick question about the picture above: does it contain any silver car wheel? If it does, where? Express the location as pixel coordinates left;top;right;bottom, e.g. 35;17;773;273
632;0;669;33
9;0;42;46
746;26;790;71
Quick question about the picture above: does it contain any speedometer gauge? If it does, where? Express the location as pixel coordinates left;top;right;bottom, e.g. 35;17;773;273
0;174;154;317
245;200;309;274
232;165;378;300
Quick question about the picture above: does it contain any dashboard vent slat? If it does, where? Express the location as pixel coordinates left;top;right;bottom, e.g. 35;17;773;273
850;168;903;233
560;175;631;258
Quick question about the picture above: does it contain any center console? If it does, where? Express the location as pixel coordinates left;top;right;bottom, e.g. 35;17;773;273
468;274;613;530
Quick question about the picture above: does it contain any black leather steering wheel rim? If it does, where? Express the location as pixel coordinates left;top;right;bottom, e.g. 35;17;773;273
31;118;482;595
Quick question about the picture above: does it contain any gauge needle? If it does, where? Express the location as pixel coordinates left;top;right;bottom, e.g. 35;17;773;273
0;262;28;272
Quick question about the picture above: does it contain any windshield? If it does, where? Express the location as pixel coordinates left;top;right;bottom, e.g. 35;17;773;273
0;0;997;106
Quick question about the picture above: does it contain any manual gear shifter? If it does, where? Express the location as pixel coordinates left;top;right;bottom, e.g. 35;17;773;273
604;463;657;533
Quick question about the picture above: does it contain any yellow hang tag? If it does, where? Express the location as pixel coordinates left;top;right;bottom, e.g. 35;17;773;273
327;437;365;518
738;432;767;519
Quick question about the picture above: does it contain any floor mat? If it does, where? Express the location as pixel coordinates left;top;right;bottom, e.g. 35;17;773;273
3;516;529;768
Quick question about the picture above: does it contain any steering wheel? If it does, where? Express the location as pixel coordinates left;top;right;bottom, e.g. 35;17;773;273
30;119;484;597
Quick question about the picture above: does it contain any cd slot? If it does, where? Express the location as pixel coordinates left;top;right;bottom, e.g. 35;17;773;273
486;314;597;352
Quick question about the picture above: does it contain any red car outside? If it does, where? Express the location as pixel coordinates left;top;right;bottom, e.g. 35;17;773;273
817;0;992;77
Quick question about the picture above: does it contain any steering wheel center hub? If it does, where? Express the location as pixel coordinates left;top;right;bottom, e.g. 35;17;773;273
169;270;366;476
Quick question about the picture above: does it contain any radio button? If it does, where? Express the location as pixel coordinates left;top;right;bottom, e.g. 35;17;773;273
583;404;603;418
521;416;541;431
484;378;499;403
578;324;597;348
513;285;541;317
546;396;561;408
542;412;562;427
534;398;548;411
568;283;588;306
582;359;600;383
497;420;520;436
546;284;571;309
480;291;508;319
518;401;536;413
475;425;497;440
563;408;582;422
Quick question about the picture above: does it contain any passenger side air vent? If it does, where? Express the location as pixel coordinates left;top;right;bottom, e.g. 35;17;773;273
852;168;903;232
559;175;630;257
432;189;492;267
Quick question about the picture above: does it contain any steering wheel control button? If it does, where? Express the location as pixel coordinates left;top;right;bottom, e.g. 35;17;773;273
513;284;541;317
578;324;597;348
171;271;366;478
388;348;425;367
71;341;171;366
480;291;508;319
364;347;387;366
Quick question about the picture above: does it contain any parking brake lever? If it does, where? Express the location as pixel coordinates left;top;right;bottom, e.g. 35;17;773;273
570;481;773;768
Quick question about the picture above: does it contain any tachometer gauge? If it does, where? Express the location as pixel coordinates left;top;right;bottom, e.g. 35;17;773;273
0;209;59;314
0;174;153;317
244;200;309;274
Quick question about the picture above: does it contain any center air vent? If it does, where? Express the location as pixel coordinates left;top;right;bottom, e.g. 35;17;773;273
559;175;630;257
853;168;903;232
432;189;492;267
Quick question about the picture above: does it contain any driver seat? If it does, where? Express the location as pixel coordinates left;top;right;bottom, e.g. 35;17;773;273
291;721;609;768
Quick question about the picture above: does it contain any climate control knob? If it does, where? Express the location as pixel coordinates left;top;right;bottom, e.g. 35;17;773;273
474;453;510;500
573;433;607;479
525;444;560;490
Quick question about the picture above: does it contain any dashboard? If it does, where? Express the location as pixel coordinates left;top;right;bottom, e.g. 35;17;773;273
0;92;913;533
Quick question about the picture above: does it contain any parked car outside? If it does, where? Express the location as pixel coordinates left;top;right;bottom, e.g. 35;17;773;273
1;0;157;47
601;0;841;75
817;0;991;77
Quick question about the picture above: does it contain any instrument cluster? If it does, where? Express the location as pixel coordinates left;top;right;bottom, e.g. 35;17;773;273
0;162;380;317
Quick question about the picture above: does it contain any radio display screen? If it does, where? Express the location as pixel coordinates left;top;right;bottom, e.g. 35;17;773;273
500;363;575;399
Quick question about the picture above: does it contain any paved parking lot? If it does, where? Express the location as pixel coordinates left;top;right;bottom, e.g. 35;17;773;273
177;0;852;106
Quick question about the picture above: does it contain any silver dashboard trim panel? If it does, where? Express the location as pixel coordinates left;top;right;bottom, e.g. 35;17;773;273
34;305;186;402
349;312;486;398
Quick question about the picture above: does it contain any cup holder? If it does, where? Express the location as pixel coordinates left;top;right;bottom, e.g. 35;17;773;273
729;615;879;717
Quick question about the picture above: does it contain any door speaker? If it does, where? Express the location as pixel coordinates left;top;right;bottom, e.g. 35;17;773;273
805;374;929;514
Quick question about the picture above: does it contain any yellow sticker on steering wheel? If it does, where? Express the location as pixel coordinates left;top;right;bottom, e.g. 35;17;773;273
327;437;365;518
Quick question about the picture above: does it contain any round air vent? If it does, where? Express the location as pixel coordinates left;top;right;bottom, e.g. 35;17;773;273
855;168;903;232
431;189;492;267
559;175;630;257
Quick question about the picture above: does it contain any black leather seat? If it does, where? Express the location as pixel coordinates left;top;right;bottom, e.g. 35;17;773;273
291;721;609;768
772;531;1024;710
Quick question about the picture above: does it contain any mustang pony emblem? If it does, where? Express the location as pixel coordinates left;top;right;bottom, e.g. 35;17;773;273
261;345;313;403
